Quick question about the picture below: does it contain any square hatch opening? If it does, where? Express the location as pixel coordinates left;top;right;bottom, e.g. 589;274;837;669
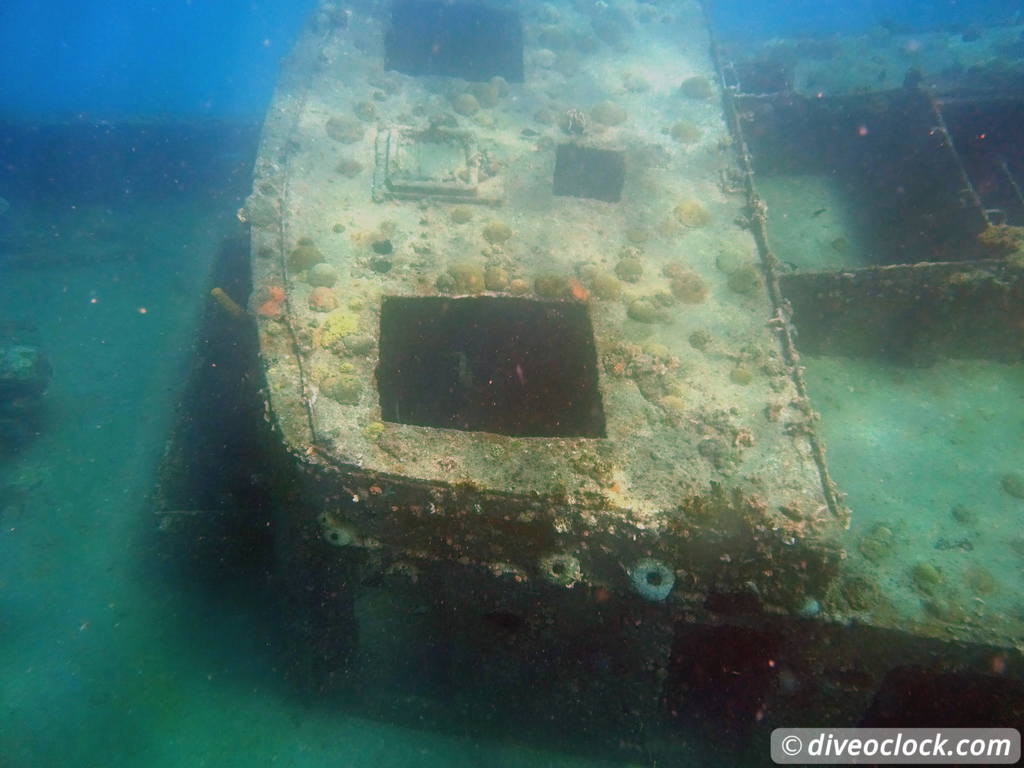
553;144;626;203
377;296;606;438
385;0;524;83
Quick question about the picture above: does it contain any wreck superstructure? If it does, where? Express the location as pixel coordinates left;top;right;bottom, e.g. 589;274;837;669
157;0;1024;756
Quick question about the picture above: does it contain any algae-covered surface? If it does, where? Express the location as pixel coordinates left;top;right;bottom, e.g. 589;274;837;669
806;356;1024;643
5;2;1024;766
0;126;648;768
246;0;832;534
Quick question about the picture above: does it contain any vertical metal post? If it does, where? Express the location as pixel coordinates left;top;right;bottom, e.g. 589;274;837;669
925;92;991;229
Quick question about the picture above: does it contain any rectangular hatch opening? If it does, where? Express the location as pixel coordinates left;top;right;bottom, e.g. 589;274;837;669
377;296;606;438
740;89;986;270
553;144;626;204
385;0;524;83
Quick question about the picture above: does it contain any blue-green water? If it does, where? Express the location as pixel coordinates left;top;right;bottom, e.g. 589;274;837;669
3;2;1024;766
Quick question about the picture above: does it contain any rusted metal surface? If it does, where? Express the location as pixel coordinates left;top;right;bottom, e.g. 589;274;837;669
781;260;1024;362
242;0;843;623
194;0;1024;747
